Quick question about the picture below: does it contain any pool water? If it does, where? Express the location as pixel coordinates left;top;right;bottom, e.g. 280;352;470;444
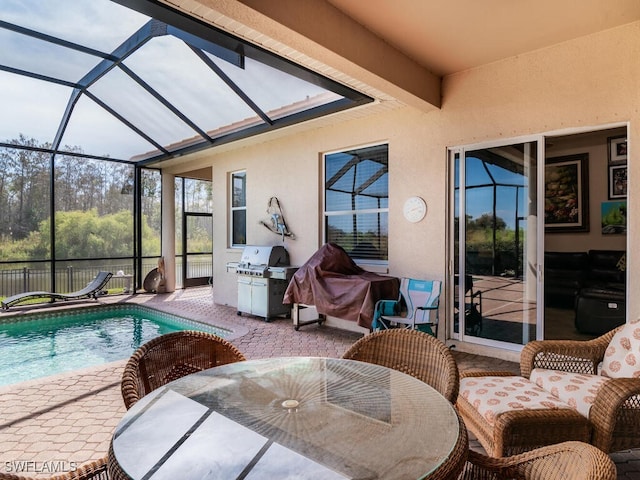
0;304;231;386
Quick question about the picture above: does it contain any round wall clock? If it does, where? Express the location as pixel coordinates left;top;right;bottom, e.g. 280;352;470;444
403;196;427;223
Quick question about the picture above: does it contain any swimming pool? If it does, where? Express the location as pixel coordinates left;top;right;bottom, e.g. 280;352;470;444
0;304;232;386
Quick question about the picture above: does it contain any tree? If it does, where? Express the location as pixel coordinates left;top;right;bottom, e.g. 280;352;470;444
1;135;166;264
468;213;507;231
0;136;50;240
23;210;160;260
0;135;168;261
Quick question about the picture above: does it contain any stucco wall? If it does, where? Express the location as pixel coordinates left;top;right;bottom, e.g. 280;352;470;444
208;105;438;308
437;22;638;322
193;20;639;340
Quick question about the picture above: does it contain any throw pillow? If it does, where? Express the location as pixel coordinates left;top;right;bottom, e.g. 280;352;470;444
601;321;640;378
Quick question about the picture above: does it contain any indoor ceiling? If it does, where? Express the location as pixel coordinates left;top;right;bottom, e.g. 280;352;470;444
326;0;640;76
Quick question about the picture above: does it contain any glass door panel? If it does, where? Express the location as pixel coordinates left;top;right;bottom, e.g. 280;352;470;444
454;141;539;346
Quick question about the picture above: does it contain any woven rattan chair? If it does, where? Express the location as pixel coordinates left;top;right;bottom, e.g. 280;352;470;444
459;441;616;480
458;325;640;456
107;442;130;480
342;328;459;402
0;457;109;480
433;409;469;480
457;369;592;456
520;325;640;453
121;330;246;409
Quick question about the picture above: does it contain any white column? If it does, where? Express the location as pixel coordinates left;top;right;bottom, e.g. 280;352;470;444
161;172;176;292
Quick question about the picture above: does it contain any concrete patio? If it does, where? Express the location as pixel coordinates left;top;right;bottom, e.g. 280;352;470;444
0;287;638;478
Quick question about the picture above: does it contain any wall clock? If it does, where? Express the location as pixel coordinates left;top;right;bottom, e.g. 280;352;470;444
403;196;427;223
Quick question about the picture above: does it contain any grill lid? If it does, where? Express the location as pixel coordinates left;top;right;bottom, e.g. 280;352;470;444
239;245;290;268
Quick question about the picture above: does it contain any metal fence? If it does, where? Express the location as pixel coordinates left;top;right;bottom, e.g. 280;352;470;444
0;259;212;297
185;254;214;281
0;264;134;297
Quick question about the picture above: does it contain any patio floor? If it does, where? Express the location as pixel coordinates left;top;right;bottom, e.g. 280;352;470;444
0;287;638;478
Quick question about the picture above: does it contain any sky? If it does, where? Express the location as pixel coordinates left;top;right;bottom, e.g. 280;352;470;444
0;0;337;161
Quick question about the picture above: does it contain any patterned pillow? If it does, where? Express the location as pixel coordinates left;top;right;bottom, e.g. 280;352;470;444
530;368;609;417
459;376;571;426
601;321;640;378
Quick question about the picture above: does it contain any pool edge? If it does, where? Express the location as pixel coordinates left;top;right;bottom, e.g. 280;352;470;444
0;300;248;340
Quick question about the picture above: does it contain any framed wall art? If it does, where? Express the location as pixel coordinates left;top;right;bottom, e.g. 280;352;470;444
608;164;627;199
601;200;626;235
544;153;589;232
608;135;627;164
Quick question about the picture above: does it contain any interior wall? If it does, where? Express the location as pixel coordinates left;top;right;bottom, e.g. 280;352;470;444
545;128;627;252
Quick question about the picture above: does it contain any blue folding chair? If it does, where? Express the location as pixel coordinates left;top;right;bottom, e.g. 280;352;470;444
373;278;441;336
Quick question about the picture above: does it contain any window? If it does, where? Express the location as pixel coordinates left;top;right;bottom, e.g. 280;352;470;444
230;171;247;246
324;144;389;262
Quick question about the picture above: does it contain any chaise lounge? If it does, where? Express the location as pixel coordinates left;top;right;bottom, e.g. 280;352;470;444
457;321;640;456
1;271;113;310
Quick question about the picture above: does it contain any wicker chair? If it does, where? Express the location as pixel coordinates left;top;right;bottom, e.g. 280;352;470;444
121;330;246;409
107;442;130;480
0;457;109;480
520;325;640;453
458;325;640;456
433;409;469;480
457;369;592;456
459;441;616;480
342;328;459;402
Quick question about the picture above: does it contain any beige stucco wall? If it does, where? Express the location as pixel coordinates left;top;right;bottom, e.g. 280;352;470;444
177;20;640;355
208;105;439;309
436;22;638;325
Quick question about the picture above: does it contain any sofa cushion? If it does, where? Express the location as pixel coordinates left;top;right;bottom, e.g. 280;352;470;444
530;368;609;417
586;250;625;285
544;251;589;307
601;321;640;378
459;376;571;426
545;251;589;271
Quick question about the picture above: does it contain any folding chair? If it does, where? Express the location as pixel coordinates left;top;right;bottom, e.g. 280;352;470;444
373;278;441;336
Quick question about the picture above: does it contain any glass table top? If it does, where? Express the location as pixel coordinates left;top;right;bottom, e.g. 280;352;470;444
111;357;462;480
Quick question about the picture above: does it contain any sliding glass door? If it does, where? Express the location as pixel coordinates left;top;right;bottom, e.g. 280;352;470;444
451;140;542;348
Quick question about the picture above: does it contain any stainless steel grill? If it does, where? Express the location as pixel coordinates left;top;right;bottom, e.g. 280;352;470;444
235;245;290;277
228;245;297;321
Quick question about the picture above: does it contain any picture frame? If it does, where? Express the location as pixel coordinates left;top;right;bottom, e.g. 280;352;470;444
608;164;627;199
544;153;589;232
601;200;626;235
608;135;627;164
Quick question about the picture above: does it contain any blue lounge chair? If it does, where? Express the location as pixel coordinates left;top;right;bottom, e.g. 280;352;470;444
1;271;113;310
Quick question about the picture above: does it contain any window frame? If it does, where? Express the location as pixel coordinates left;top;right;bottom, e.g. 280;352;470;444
322;143;389;267
229;170;247;247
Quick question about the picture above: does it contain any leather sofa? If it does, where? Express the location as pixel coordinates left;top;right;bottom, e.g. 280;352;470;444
545;250;626;335
544;251;589;308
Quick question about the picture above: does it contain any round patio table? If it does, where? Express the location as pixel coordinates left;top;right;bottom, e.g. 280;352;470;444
109;357;466;480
